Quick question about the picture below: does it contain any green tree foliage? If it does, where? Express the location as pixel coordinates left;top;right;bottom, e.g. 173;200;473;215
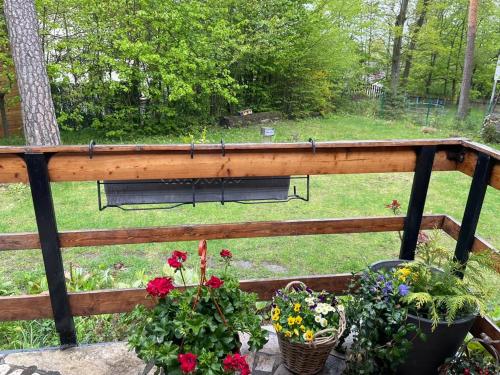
32;0;361;136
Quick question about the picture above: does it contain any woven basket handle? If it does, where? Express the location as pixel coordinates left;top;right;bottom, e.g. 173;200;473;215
284;281;307;292
312;304;347;339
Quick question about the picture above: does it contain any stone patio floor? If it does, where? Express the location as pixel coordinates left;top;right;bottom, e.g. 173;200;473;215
0;327;346;375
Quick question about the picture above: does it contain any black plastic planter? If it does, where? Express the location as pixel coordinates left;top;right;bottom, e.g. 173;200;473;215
369;260;476;375
102;177;291;207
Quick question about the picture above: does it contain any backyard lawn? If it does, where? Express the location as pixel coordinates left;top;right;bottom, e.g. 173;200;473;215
0;112;499;343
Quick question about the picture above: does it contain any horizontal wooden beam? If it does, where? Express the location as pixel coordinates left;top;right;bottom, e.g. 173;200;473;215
0;142;462;183
0;215;445;251
45;148;456;182
0;138;468;154
0;274;353;321
457;151;500;190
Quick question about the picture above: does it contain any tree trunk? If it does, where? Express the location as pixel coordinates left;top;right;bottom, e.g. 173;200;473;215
457;0;479;120
390;0;410;94
0;93;9;137
402;0;430;86
3;0;61;145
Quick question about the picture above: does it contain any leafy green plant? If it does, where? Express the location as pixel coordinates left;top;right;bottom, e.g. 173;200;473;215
401;259;489;327
439;337;499;374
343;269;421;374
128;244;268;374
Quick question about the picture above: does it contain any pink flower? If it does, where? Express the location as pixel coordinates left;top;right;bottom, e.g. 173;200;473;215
205;276;224;289
385;199;401;210
220;249;232;258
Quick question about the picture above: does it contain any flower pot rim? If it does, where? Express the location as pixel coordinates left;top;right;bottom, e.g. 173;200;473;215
406;311;477;326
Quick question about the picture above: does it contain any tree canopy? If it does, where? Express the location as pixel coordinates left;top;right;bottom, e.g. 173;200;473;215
1;0;499;137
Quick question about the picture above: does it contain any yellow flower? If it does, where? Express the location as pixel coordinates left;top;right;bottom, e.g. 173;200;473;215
294;328;299;336
396;267;411;281
287;316;295;326
303;330;314;342
293;303;301;312
285;331;292;338
273;323;283;332
300;325;306;332
273;307;281;315
295;315;303;325
272;313;280;321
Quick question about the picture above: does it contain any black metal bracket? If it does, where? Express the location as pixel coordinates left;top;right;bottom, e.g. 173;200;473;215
446;146;466;163
221;139;225;156
309;138;316;154
400;145;436;260
190;142;195;159
88;140;96;159
454;152;493;277
24;153;77;347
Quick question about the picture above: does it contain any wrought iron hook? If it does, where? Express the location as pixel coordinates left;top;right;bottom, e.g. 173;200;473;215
308;138;316;154
88;140;96;159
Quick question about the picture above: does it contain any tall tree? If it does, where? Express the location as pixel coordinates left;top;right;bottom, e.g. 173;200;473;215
402;0;430;85
3;0;60;145
457;0;479;120
390;0;410;94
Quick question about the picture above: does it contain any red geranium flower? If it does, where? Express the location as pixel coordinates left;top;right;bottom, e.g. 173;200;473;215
168;256;182;269
178;353;197;374
385;199;401;210
172;250;187;261
223;353;250;375
146;277;174;298
167;250;187;269
220;249;232;258
205;275;224;289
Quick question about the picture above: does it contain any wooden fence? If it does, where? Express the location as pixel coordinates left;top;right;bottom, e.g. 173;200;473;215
0;138;498;350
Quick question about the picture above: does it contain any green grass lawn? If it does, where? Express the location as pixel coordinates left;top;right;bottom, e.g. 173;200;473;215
0;112;498;295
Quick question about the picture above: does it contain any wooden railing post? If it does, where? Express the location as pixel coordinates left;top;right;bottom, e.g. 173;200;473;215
25;153;76;347
400;146;436;260
454;152;493;276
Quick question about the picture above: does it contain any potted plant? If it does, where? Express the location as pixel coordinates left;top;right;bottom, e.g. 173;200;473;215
366;231;492;375
439;337;499;374
128;241;268;374
343;268;421;374
271;281;346;374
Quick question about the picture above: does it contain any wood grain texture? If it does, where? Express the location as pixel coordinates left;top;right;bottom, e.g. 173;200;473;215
45;148;458;182
0;154;27;183
0;215;445;250
0;274;353;320
457;150;500;190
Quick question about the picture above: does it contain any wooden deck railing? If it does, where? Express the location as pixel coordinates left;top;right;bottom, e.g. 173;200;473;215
0;138;498;350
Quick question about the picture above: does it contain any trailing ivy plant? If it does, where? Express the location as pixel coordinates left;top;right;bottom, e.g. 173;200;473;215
343;269;422;374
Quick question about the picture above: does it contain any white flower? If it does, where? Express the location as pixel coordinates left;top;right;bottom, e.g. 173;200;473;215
320;318;328;327
316;303;333;315
305;297;315;306
314;315;322;323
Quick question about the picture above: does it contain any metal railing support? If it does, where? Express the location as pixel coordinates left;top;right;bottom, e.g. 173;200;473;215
25;153;76;347
400;146;436;260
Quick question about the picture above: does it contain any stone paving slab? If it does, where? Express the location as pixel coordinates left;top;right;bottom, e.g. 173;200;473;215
1;327;346;375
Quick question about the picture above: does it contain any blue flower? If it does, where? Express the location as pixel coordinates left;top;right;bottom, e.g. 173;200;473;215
398;284;410;296
382;281;393;296
376;274;385;282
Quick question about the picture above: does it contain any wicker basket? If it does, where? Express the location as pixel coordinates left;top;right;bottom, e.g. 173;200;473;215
276;281;346;375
